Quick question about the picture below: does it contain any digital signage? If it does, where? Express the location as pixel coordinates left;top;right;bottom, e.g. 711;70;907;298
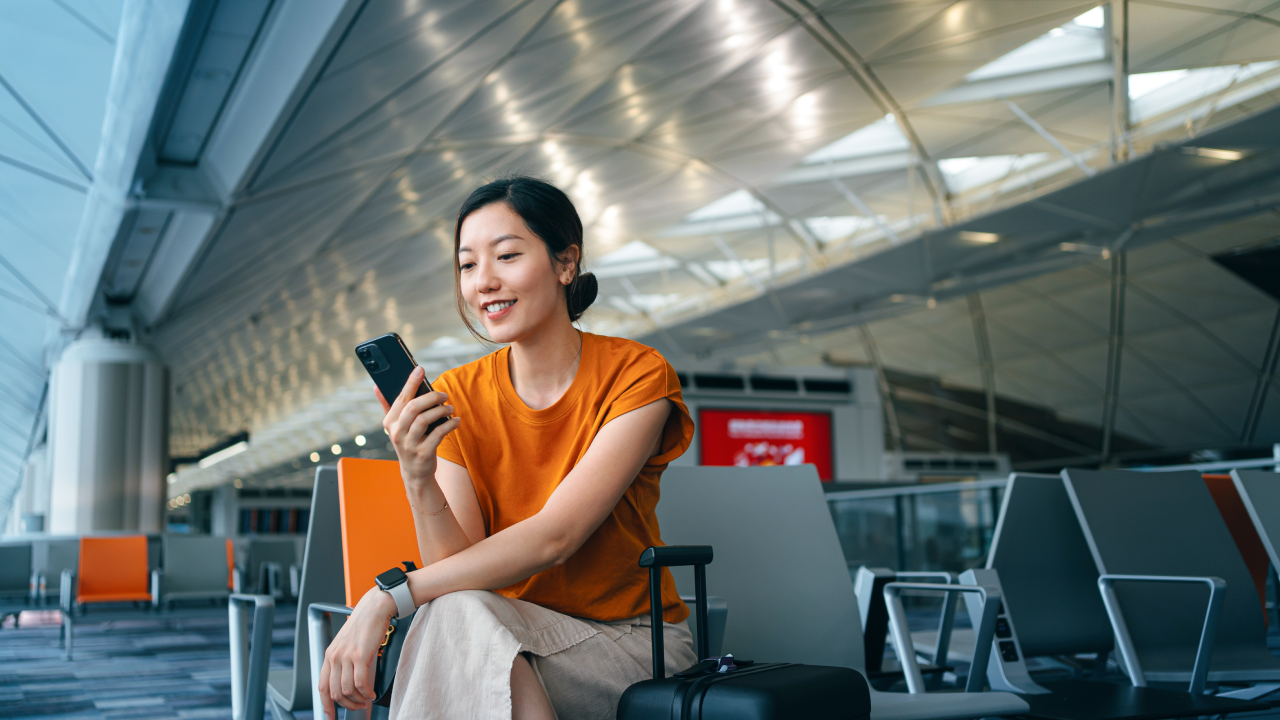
699;408;834;481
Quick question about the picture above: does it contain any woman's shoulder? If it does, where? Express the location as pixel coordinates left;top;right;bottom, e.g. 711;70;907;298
588;333;672;373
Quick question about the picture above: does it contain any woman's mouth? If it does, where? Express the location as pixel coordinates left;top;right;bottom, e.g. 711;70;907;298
483;299;516;319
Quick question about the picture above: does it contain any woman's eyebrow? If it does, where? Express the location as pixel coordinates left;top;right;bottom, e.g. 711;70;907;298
458;234;521;254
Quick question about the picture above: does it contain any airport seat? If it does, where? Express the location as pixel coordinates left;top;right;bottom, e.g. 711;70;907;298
60;535;152;660
0;543;33;602
245;537;298;598
227;538;235;591
1230;470;1280;618
656;464;1029;720
986;473;1114;667
230;466;347;720
154;534;231;609
1204;473;1271;616
1063;469;1280;688
35;539;79;604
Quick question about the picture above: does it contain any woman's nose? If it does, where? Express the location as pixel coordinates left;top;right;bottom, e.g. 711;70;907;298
473;258;500;293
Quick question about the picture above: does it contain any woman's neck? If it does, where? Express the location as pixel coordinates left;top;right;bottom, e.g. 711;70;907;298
507;318;582;411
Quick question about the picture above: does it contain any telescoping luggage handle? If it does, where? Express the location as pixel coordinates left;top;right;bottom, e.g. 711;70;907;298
639;545;713;681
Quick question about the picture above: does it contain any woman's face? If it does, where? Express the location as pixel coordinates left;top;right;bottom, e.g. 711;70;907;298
457;202;576;344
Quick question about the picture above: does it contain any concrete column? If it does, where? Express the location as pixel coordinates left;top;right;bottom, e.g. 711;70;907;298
48;336;168;534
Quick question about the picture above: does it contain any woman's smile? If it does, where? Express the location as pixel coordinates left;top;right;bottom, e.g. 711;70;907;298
483;298;517;320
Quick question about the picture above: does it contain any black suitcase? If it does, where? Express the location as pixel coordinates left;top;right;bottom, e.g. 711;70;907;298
617;545;871;720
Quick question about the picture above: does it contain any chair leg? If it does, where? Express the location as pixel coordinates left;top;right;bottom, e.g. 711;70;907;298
63;612;72;660
267;696;295;720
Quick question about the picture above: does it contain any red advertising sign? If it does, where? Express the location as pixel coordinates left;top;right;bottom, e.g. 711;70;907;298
698;409;834;481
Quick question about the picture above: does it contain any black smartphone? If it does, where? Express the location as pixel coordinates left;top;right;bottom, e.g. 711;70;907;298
355;333;449;433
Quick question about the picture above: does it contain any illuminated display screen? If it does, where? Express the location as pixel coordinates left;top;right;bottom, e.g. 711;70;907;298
699;408;834;481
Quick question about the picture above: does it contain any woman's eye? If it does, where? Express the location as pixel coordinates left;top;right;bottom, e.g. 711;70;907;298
499;253;519;261
458;262;474;272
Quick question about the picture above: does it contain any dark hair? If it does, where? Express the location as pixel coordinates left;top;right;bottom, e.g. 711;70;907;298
453;176;598;340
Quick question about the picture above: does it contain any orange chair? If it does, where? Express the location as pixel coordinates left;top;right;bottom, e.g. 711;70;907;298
307;458;422;706
227;538;236;591
1204;474;1272;622
60;535;152;659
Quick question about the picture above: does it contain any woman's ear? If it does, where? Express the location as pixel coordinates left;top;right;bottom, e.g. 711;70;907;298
558;246;581;285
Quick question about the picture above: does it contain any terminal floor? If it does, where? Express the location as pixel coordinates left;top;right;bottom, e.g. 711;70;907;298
0;604;306;720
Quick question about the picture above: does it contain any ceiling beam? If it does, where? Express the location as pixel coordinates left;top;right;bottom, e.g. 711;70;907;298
1100;252;1128;460
771;0;954;224
1109;0;1132;163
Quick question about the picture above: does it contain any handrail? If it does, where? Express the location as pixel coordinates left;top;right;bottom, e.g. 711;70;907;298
1133;456;1280;473
826;477;1007;501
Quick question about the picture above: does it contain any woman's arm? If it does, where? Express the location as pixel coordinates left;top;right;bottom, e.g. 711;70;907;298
377;367;485;565
403;397;671;604
319;396;670;716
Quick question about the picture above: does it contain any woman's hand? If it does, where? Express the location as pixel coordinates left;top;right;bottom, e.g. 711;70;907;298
319;587;398;717
377;367;461;504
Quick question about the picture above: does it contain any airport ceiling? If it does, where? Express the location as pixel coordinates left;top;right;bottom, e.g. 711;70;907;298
1;0;1279;504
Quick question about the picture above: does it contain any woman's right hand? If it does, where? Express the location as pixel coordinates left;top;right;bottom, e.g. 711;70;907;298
377;366;461;501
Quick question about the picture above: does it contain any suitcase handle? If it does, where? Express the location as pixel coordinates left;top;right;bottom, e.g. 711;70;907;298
640;545;713;680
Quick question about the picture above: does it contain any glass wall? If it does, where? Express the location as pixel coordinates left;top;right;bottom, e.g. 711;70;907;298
826;479;1005;574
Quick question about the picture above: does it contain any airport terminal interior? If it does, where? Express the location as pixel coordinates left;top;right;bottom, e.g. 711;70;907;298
3;0;1280;718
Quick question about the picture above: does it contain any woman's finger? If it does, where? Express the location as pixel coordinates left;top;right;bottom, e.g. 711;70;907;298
318;657;335;719
353;656;374;702
425;415;462;445
340;655;357;707
405;404;453;446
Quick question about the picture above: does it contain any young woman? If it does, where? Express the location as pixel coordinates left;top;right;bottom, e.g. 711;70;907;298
319;176;696;719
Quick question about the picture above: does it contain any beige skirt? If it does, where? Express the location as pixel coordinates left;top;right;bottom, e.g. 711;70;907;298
389;590;696;720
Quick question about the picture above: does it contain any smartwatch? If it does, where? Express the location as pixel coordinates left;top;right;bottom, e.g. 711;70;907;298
375;561;418;620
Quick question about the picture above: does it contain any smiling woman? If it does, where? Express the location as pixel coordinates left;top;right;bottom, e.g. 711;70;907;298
318;176;696;720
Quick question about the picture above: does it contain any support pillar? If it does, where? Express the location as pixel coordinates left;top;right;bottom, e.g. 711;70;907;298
48;335;168;534
1109;0;1131;163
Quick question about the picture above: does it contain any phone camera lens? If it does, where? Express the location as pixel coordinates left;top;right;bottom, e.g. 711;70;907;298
358;348;371;359
364;360;378;371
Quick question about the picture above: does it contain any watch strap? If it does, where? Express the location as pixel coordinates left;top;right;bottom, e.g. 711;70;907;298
386;581;414;620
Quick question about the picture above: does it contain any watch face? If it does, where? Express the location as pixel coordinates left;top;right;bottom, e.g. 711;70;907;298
376;567;407;589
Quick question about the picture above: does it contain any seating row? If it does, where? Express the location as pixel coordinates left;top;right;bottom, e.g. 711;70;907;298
230;460;1280;720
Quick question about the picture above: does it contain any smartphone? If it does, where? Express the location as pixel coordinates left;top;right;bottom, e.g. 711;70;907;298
355;333;448;434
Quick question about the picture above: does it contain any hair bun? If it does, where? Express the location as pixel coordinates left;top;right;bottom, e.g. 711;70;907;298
566;271;598;322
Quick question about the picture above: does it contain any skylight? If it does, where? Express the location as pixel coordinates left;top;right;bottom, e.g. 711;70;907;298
939;154;1051;194
965;8;1106;82
592;240;680;278
685;189;765;222
1130;61;1280;122
803;115;908;165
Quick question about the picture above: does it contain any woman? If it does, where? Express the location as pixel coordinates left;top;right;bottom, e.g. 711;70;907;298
319;176;697;720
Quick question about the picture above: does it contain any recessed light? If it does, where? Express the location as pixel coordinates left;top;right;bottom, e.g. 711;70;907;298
959;231;1000;244
355;435;366;446
1182;146;1244;161
331;444;342;455
310;452;320;462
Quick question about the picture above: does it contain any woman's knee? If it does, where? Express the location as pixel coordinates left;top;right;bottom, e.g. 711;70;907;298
427;589;505;618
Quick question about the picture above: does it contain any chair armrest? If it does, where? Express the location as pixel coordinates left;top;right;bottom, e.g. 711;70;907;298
229;594;275;720
151;570;162;609
60;570;74;612
289;564;301;599
232;567;242;593
884;582;1002;695
894;572;959;668
1097;574;1225;695
309;602;355;716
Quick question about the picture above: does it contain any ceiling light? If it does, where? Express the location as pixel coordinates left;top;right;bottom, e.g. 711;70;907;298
331;444;342;455
310;452;320;463
183;494;191;502
198;440;249;469
166;473;176;485
1182;146;1244;161
233;479;243;489
927;297;938;309
355;435;366;446
959;231;1000;244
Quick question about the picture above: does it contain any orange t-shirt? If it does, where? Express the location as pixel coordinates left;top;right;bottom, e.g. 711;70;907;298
432;332;695;623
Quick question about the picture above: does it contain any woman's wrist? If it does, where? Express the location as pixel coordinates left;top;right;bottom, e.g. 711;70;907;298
362;585;399;621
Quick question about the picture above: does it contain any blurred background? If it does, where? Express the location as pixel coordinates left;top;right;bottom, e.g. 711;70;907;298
0;0;1278;574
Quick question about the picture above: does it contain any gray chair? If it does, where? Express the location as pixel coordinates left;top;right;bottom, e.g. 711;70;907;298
657;465;1029;720
246;538;298;598
986;473;1113;666
1063;469;1280;689
155;534;231;608
36;539;79;604
1231;469;1280;571
231;466;347;720
0;543;33;602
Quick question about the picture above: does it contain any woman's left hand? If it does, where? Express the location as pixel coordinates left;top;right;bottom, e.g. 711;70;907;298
318;586;399;717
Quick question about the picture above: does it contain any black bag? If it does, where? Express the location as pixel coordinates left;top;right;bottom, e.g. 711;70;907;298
617;546;871;720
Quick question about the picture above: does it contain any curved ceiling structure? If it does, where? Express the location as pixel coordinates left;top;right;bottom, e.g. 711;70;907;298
2;0;1280;510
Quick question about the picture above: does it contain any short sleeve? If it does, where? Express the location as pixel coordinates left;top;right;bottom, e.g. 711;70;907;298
431;372;466;468
603;351;695;466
